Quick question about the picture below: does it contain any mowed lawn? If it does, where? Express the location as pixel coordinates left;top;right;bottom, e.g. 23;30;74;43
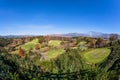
48;40;61;47
20;38;39;50
83;48;111;64
46;49;65;60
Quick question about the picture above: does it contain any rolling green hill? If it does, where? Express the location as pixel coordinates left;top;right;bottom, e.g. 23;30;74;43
46;49;65;60
83;48;111;64
20;38;39;50
48;40;61;47
13;39;110;64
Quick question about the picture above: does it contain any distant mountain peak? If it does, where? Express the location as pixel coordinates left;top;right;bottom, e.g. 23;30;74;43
49;31;119;38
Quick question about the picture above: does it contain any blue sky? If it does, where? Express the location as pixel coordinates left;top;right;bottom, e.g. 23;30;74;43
0;0;120;35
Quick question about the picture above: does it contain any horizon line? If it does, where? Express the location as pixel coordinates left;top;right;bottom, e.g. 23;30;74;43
0;31;119;36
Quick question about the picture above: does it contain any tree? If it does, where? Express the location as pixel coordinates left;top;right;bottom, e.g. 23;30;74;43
38;36;44;43
18;47;24;56
86;38;96;48
35;44;40;50
95;38;104;48
8;46;16;52
0;38;12;47
109;34;118;46
0;47;7;53
109;34;118;41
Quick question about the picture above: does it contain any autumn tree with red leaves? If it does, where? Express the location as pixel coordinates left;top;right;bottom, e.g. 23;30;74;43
18;47;24;56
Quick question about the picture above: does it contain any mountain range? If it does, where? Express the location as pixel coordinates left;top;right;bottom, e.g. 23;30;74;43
50;31;119;38
0;31;119;38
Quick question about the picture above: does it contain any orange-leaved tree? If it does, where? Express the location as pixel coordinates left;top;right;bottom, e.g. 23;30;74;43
35;44;40;50
18;47;24;56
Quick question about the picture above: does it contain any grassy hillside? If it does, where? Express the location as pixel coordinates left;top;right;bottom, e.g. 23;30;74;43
46;49;65;60
21;38;39;50
83;48;111;64
48;40;61;47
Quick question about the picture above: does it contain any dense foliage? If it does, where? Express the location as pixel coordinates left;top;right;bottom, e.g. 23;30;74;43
0;46;120;80
0;38;12;47
0;52;43;80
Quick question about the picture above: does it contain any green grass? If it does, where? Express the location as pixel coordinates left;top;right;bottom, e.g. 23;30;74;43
48;40;61;47
78;41;87;46
83;48;111;64
46;49;65;60
20;38;39;50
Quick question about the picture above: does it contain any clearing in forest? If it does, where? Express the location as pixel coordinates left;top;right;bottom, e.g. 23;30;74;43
20;38;39;50
48;40;61;47
83;48;111;64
